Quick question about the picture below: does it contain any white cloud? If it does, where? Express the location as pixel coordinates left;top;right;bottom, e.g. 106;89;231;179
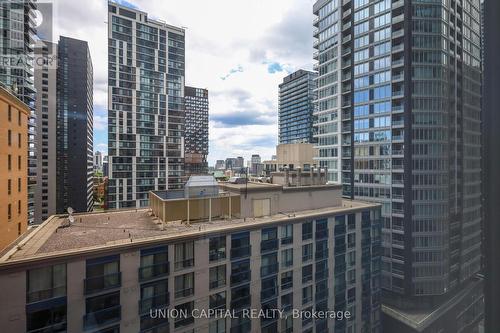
52;0;315;165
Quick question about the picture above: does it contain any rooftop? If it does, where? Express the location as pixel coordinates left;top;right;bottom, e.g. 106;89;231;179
0;199;377;267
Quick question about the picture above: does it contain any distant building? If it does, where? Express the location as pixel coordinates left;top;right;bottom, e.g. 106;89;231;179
0;179;382;333
184;86;209;177
263;143;318;175
0;0;37;225
102;155;109;178
235;156;244;168
56;36;94;214
250;154;262;175
107;2;186;209
215;159;225;170
34;41;58;224
0;86;30;250
278;69;317;144
93;151;103;173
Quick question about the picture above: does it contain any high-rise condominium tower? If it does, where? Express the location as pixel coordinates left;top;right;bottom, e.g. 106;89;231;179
279;69;318;144
34;41;57;223
107;2;186;209
56;36;94;214
184;86;208;176
0;0;37;224
313;0;482;331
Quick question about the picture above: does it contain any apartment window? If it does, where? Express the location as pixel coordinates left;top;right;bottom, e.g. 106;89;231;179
26;264;66;303
347;269;356;284
231;284;251;311
231;232;251;259
174;272;194;298
27;304;67;333
85;255;121;294
140;314;168;332
281;248;293;268
8;204;11;220
18;110;21;125
139;246;169;281
281;224;293;244
18;200;21;215
302;264;313;283
7;179;11;195
8;129;11;146
315;240;328;260
302;286;313;305
209;318;226;333
84;292;121;330
315;219;328;239
209;291;226;310
209;235;226;261
18;155;21;170
209;264;226;289
302;221;313;240
231;259;251;285
261;227;278;253
18;177;21;192
174;241;194;270
261;276;278;301
139;279;169;315
18;133;21;148
18;222;21;235
8;154;11;170
8;105;11;121
281;271;293;291
174;301;194;328
302;243;313;262
261;253;278;277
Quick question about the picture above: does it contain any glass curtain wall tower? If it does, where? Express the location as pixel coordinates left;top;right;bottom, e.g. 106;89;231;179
313;0;482;322
184;86;208;177
279;69;318;144
56;36;94;214
107;2;186;209
0;0;37;224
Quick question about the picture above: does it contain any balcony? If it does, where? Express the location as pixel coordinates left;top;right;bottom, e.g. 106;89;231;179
261;263;279;277
174;258;194;271
281;236;293;245
315;290;329;301
315;229;329;240
315;269;329;281
139;261;169;281
27;323;67;333
175;287;194;299
231;270;251;286
261;286;278;301
83;305;121;330
139;292;169;314
315;249;329;261
230;296;251;311
231;245;251;260
84;272;121;295
261;239;278;253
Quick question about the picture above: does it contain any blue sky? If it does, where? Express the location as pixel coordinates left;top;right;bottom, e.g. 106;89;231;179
53;0;315;164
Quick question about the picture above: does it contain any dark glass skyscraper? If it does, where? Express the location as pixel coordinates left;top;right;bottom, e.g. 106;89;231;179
107;2;186;209
313;0;483;331
56;36;94;214
184;86;208;176
279;69;317;144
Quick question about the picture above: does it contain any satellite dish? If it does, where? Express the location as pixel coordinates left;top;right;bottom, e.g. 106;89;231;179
67;207;74;215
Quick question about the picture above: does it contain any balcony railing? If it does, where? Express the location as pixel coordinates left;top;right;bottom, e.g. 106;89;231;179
139;292;170;314
231;245;251;260
260;286;278;301
260;239;278;253
261;263;279;277
139;261;169;281
27;286;66;304
84;272;121;295
174;258;194;271
83;305;121;330
174;287;194;299
315;229;329;240
230;296;251;311
230;270;251;286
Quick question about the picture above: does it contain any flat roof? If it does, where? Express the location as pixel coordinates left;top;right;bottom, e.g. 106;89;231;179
0;199;378;267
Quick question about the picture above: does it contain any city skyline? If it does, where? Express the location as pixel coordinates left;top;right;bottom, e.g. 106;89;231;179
51;0;317;165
